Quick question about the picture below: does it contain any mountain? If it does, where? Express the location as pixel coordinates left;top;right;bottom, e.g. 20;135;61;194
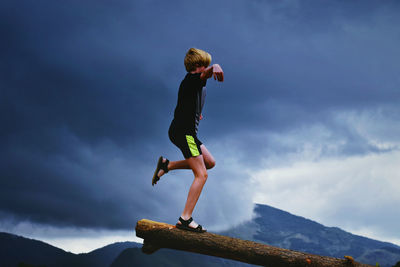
77;242;141;267
220;204;400;267
0;232;78;267
1;204;400;267
0;232;138;267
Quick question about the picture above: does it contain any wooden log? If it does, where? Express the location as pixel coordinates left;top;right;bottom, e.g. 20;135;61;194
135;219;373;267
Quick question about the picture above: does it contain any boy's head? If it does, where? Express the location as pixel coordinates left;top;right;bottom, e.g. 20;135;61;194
184;48;212;72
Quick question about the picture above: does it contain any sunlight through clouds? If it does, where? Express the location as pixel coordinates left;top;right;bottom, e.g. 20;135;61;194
251;149;400;245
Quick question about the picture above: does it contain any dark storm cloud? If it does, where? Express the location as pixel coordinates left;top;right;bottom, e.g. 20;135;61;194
1;0;400;230
1;0;176;228
1;0;173;146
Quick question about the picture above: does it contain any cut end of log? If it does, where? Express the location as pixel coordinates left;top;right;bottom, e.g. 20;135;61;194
344;255;355;264
142;241;160;254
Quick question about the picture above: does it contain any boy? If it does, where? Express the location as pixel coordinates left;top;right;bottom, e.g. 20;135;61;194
152;48;224;233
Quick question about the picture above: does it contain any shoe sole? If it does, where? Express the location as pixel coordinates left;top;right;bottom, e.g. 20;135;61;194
152;156;163;186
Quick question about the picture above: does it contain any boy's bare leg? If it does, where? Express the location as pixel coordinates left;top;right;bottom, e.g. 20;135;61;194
168;159;190;170
157;144;215;177
178;155;208;228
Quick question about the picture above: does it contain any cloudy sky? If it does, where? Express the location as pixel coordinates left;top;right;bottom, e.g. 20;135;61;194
1;0;400;253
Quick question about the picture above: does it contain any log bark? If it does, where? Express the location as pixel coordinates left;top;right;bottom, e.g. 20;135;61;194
135;219;373;267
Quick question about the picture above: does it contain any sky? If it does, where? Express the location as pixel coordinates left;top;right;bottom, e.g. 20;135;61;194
1;0;400;253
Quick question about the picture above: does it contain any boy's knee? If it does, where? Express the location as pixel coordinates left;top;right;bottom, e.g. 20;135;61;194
206;159;216;169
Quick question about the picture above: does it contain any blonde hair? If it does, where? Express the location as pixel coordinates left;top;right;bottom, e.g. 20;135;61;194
184;48;212;72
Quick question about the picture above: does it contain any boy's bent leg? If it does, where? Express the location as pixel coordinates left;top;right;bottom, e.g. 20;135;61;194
179;155;208;228
155;158;204;181
168;159;191;170
155;158;191;180
159;145;215;175
156;145;214;180
169;145;215;170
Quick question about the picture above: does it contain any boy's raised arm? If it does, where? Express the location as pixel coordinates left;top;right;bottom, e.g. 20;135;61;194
200;64;224;82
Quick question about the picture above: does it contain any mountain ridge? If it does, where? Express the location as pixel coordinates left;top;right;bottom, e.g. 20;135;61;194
220;204;400;267
0;232;138;267
1;203;399;267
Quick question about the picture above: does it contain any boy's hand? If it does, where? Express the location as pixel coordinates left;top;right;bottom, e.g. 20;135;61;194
212;64;224;82
200;63;224;81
